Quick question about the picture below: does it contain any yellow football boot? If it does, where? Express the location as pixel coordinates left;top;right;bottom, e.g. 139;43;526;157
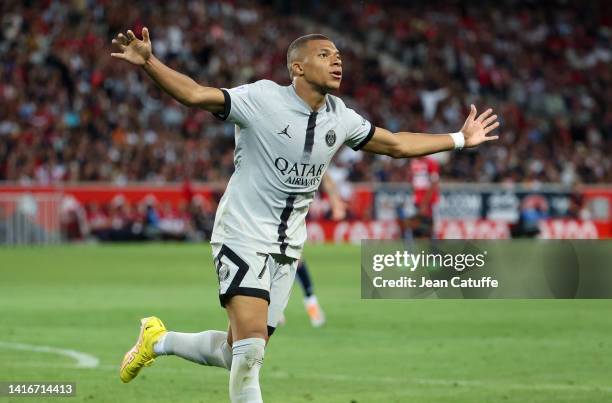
119;316;167;383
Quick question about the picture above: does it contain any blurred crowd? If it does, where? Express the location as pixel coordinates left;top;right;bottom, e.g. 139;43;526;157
60;194;219;242
58;190;343;242
0;0;610;187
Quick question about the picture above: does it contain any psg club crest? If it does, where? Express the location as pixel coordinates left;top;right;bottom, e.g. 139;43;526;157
325;130;336;147
217;264;230;282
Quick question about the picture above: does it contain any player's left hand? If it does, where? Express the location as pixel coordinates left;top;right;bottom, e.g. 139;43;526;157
460;104;500;147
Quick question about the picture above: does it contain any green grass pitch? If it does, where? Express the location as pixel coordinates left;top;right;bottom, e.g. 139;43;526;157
1;243;611;402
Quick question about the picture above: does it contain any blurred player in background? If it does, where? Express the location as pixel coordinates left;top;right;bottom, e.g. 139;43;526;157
293;174;345;327
400;156;440;240
112;27;499;402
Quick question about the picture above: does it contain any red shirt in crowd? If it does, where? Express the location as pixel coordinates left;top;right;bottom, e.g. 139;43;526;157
410;157;440;217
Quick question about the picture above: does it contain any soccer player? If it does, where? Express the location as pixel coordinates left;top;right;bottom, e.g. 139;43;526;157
294;259;325;326
400;156;440;239
294;174;345;327
112;28;499;402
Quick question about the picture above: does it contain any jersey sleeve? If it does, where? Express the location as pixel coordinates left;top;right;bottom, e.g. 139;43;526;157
213;80;268;127
342;107;376;151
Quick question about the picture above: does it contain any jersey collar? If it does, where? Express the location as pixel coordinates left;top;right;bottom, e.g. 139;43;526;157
287;84;329;114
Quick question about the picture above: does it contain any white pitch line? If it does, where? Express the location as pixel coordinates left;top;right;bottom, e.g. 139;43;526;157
0;341;99;369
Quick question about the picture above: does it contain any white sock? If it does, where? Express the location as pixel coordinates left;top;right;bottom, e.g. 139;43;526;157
304;295;319;306
154;330;232;370
229;338;265;403
153;333;168;355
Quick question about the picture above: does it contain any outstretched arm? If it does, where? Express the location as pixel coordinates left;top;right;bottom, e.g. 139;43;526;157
111;27;224;114
362;105;499;158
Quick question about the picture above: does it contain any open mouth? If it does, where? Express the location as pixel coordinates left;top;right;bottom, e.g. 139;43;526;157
331;71;342;80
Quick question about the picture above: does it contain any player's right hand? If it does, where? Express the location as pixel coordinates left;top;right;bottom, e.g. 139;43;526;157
111;27;152;66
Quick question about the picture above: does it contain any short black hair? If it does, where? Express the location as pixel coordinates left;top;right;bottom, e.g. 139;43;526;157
286;34;331;79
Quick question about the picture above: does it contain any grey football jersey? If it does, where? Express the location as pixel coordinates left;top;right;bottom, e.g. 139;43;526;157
211;79;374;258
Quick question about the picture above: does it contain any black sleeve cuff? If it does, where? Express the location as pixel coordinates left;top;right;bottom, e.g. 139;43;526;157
213;89;231;121
352;121;376;151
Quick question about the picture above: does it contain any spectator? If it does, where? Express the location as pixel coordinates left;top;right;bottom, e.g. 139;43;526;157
0;0;609;185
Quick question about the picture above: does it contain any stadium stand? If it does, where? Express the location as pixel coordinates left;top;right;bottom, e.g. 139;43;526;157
0;0;610;186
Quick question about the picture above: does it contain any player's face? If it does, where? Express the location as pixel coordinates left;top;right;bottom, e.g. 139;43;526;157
301;40;342;92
